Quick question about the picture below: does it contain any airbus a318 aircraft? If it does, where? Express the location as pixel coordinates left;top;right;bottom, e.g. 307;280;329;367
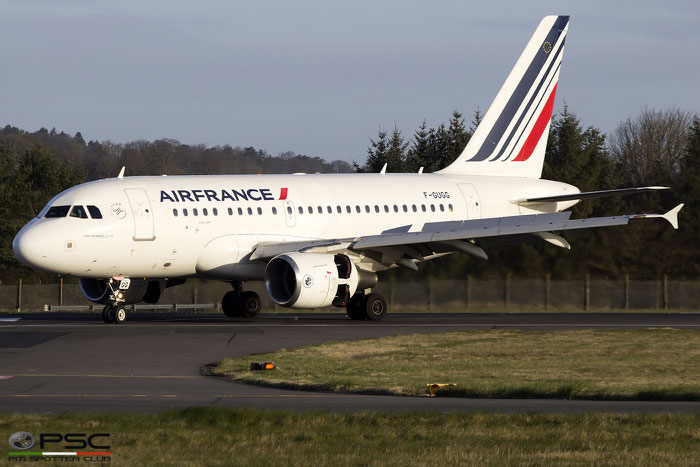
13;15;683;323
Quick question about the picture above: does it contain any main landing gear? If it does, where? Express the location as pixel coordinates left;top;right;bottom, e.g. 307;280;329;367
346;292;387;321
222;281;262;318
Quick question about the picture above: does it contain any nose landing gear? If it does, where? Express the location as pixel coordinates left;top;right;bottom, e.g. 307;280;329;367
222;281;262;318
100;278;130;324
101;304;127;324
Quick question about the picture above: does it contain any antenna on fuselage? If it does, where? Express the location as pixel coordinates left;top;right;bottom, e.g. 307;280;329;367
117;166;125;179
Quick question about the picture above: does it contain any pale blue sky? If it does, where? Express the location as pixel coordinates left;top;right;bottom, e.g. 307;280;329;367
1;0;697;163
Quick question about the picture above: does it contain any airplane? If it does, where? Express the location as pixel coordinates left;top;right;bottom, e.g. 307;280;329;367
12;15;683;324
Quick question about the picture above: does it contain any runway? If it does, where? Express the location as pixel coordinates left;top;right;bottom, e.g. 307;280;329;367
2;311;700;414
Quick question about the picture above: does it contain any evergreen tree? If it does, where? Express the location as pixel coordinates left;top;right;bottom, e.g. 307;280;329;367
362;127;389;173
428;124;450;172
385;125;408;172
405;120;430;173
447;110;470;165
470;108;483;133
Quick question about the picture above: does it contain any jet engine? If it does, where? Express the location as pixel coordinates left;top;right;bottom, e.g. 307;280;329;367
265;253;368;309
78;278;180;305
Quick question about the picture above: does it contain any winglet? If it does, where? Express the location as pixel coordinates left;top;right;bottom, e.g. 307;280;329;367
380;163;387;175
117;166;126;179
663;203;684;230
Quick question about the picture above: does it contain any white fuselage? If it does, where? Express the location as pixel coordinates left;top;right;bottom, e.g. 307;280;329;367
13;173;578;280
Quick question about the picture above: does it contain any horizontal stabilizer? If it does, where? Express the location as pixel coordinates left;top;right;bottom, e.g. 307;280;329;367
514;186;670;205
629;203;684;230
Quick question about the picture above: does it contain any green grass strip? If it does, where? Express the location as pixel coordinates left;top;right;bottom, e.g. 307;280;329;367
213;329;700;400
3;409;700;465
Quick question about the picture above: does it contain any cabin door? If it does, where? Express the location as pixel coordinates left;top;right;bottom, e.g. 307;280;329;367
124;188;155;241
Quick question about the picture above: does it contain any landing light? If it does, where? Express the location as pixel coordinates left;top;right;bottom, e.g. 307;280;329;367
250;362;275;371
427;383;456;396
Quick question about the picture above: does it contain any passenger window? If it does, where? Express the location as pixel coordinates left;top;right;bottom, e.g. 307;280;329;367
298;206;303;214
238;207;243;215
69;205;88;219
384;205;389;213
45;205;71;218
203;208;208;216
374;205;380;213
440;204;445;212
272;207;278;215
327;206;332;214
336;206;341;213
402;205;407;212
365;205;370;213
308;206;313;214
247;207;253;215
355;205;361;213
172;209;178;217
412;205;417;212
193;208;199;216
317;206;322;214
87;205;102;219
213;208;218;216
228;208;233;215
287;206;293;215
421;205;426;212
257;207;262;215
183;209;189;216
346;205;351;213
430;204;435;212
448;204;453;212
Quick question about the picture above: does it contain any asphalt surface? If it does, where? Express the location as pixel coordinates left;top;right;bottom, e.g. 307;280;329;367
2;311;700;414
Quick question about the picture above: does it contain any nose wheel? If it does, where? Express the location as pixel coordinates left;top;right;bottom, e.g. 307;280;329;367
102;305;127;324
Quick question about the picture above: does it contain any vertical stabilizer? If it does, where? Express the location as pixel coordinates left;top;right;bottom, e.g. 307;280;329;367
438;15;569;178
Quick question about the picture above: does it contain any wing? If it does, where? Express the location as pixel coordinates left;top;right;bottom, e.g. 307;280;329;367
249;204;684;271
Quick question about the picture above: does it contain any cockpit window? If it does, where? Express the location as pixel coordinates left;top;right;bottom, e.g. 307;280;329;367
69;205;88;219
44;205;70;218
87;205;102;219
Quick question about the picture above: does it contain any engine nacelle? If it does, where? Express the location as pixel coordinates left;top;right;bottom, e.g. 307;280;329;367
78;278;168;305
265;253;360;308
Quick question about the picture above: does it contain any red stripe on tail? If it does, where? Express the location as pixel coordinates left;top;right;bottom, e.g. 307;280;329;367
512;83;557;162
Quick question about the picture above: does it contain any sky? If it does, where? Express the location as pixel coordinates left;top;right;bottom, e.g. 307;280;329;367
0;0;698;164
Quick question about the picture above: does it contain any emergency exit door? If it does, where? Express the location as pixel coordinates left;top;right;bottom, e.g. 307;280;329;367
458;183;482;219
124;188;155;241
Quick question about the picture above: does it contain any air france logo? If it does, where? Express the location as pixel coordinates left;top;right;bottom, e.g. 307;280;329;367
160;187;288;203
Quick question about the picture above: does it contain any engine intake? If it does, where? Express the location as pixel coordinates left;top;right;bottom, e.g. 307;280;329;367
78;278;171;305
265;253;359;308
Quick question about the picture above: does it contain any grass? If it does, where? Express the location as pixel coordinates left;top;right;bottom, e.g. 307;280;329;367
212;329;700;400
2;409;700;465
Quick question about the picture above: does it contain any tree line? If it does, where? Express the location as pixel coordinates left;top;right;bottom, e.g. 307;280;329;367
0;104;697;282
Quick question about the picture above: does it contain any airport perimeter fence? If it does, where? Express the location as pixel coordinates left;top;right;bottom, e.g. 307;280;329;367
0;276;699;312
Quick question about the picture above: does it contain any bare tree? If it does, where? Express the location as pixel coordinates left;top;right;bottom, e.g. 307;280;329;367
609;107;693;185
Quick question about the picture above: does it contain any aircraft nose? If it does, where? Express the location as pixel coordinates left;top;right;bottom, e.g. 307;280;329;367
13;222;50;268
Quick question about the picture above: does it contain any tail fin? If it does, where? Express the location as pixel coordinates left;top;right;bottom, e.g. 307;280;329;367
438;15;569;178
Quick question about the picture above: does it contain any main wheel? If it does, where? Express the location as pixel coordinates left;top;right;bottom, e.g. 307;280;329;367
102;305;114;324
221;291;240;318
346;294;367;320
364;293;387;321
113;306;127;324
238;291;262;318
